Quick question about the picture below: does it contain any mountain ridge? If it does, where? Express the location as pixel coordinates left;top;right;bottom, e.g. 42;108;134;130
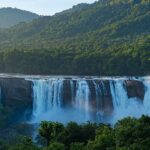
0;7;39;28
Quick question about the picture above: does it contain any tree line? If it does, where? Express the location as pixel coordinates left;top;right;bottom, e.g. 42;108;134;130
1;115;150;150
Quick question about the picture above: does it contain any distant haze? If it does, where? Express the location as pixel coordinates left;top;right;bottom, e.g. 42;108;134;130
0;0;96;15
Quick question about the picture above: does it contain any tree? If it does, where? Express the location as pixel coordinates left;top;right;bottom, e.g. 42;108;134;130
45;142;65;150
8;137;39;150
70;143;86;150
39;121;64;146
86;125;115;150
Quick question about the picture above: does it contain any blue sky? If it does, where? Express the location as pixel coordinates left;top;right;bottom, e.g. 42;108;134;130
0;0;96;15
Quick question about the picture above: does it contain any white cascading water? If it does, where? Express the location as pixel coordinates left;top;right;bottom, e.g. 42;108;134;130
93;81;100;110
143;78;150;115
75;80;91;122
92;80;105;122
110;80;128;110
31;78;93;123
31;79;64;123
109;78;150;124
30;76;150;124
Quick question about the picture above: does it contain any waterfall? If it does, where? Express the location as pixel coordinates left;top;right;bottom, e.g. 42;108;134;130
70;80;75;104
92;80;105;122
93;81;100;111
109;80;132;123
75;80;91;122
31;78;94;123
31;79;64;122
110;80;128;110
29;76;150;124
143;79;150;115
109;78;150;124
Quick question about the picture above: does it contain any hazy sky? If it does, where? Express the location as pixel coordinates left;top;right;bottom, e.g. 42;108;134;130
0;0;96;15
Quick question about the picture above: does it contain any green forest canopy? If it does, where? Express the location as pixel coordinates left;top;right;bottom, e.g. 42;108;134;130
0;0;150;75
1;115;150;150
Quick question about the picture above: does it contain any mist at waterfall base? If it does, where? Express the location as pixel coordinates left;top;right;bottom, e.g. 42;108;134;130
28;77;150;125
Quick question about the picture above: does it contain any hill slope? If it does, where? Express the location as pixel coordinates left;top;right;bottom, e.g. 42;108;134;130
0;7;39;28
0;0;149;75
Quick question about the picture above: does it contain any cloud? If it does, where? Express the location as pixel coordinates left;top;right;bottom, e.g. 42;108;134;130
0;0;96;15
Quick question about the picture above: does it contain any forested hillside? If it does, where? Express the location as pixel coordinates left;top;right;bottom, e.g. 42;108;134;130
0;0;150;75
0;8;39;28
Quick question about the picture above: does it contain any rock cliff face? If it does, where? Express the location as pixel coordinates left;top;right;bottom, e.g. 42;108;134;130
88;80;113;115
0;76;146;124
125;80;145;100
0;78;32;105
0;78;32;122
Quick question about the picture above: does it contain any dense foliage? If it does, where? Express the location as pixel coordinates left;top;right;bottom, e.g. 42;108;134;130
1;115;150;150
0;0;150;75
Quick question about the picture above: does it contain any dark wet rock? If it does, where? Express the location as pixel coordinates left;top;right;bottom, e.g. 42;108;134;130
100;80;113;115
0;78;33;122
88;80;97;100
62;80;72;107
125;80;145;100
0;78;32;106
89;80;113;119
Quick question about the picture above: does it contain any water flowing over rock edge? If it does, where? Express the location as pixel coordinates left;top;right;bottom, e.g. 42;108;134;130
0;74;150;125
